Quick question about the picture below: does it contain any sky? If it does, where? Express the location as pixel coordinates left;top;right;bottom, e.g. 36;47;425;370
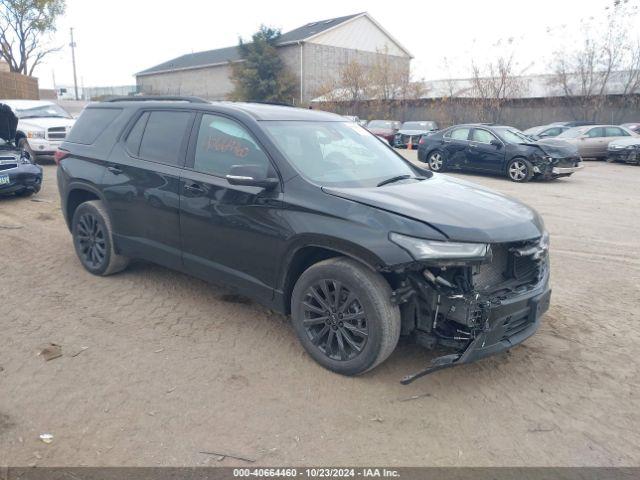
36;0;621;90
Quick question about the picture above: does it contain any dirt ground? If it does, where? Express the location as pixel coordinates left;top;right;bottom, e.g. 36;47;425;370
1;154;639;467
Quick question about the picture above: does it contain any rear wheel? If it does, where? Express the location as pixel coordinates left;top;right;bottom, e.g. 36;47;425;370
71;200;129;276
507;158;533;182
291;257;401;376
428;151;445;171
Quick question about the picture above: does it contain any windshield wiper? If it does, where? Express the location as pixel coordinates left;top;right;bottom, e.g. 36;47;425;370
377;174;415;187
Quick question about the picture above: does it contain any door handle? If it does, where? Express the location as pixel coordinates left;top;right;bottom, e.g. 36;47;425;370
107;166;122;175
469;143;478;148
184;183;205;194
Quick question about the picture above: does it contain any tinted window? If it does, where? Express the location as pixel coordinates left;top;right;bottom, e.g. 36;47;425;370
125;112;149;156
263;121;414;188
542;127;562;136
471;129;497;143
66;108;122;145
194;114;270;177
450;128;470;140
586;127;604;138
139;111;192;165
605;127;628;137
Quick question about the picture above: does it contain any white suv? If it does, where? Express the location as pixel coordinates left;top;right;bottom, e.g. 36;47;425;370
1;100;75;160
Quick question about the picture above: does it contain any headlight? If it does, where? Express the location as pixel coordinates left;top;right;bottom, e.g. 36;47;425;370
26;131;45;139
540;230;550;250
610;144;625;150
390;233;489;261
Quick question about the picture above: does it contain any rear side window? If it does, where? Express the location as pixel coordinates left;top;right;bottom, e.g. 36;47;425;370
605;127;628;137
450;128;470;140
125;112;149;156
66;108;122;145
138;111;192;165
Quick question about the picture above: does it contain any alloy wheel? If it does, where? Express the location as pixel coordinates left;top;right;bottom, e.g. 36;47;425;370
76;213;107;269
302;280;369;361
509;160;528;181
429;152;443;171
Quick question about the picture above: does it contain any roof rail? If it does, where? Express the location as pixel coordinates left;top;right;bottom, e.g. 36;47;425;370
104;95;209;104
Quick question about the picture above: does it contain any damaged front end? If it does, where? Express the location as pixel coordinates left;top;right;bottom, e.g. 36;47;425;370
388;232;551;384
527;140;583;179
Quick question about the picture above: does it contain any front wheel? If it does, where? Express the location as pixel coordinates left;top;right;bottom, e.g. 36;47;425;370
71;200;130;276
427;151;445;171
507;158;533;182
290;257;401;376
18;138;36;163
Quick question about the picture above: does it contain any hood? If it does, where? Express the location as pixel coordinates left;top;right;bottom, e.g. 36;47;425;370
18;117;75;131
397;129;432;136
0;103;18;141
608;137;640;148
323;175;544;243
525;138;579;158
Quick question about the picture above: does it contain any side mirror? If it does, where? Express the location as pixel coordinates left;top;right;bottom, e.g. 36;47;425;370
226;164;279;189
490;139;502;148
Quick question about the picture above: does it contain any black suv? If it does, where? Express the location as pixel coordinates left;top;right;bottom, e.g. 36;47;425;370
57;97;551;382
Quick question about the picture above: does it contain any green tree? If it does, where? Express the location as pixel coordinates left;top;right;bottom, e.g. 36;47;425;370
229;25;298;104
0;0;66;76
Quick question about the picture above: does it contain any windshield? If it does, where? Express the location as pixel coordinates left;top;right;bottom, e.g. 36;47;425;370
14;104;72;119
558;127;588;138
367;120;394;129
262;121;415;188
401;121;434;130
523;126;545;135
496;128;533;144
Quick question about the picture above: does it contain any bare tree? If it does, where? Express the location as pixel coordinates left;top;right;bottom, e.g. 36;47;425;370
469;52;529;123
0;0;66;76
549;0;640;121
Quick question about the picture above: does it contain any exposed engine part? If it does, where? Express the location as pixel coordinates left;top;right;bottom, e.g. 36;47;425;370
390;238;550;384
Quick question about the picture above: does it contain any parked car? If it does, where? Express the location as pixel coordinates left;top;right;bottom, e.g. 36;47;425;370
394;121;438;149
418;123;582;182
607;137;640;164
523;124;570;140
0;103;42;197
366;119;401;144
0;99;75;161
56;97;551;381
551;124;638;160
620;123;640;134
549;121;595;127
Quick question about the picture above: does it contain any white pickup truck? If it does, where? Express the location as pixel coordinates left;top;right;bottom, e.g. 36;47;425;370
0;100;76;160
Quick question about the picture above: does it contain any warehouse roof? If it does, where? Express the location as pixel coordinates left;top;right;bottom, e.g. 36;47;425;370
136;13;364;76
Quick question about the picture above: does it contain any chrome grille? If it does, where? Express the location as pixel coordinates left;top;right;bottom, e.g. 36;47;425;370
47;127;66;140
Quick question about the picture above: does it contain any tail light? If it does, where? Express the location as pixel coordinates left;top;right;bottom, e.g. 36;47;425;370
54;149;70;165
419;137;426;145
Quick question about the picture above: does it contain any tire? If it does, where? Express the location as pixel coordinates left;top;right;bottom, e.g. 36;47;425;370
71;200;129;276
427;151;445;172
291;257;401;376
17;138;36;164
507;157;534;182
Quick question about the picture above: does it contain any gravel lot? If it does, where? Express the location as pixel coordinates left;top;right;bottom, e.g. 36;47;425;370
1;153;639;467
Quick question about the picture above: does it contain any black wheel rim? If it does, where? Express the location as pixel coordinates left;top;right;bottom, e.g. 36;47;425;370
302;280;368;361
76;213;106;269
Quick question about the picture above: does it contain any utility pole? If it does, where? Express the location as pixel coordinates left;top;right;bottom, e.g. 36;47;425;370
69;28;79;100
